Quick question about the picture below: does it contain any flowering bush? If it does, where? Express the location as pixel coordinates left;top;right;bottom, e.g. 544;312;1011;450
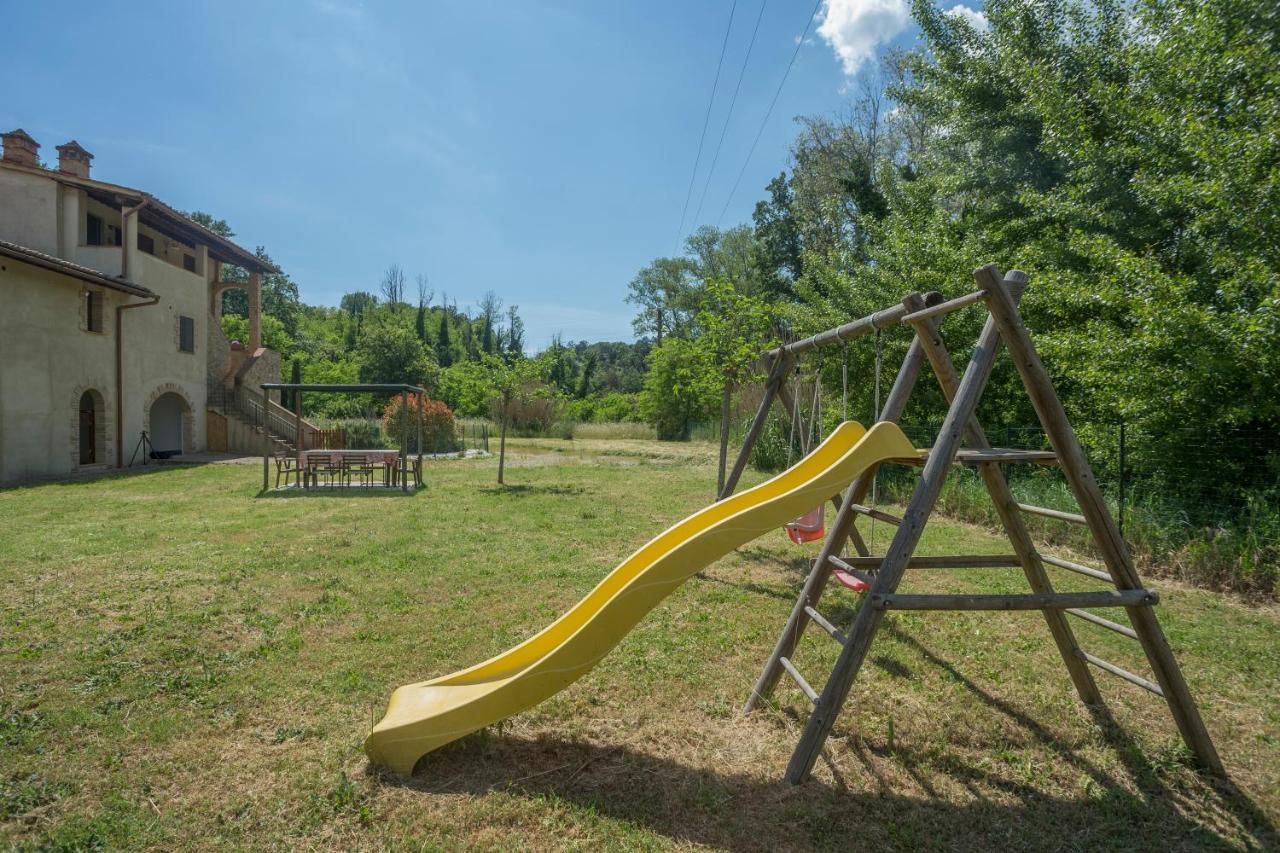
381;394;460;453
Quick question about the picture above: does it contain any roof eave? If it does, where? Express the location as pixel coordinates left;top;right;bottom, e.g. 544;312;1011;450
0;240;156;298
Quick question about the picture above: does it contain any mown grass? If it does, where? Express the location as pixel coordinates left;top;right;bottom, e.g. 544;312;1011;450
1;439;1277;850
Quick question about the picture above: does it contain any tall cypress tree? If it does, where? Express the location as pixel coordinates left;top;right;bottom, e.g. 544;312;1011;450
436;309;453;367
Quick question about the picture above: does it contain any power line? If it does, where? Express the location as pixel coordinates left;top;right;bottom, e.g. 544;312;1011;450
716;0;824;227
689;0;768;232
675;0;739;250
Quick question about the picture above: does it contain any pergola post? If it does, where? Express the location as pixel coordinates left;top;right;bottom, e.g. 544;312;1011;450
400;388;408;493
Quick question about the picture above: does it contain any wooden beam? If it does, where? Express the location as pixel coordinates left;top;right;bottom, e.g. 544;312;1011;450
896;448;1060;466
1017;503;1089;525
1040;553;1114;583
767;302;912;359
785;274;1012;784
1065;608;1139;641
871;589;1157;611
1076;650;1163;696
803;605;847;645
720;352;791;500
900;288;988;324
984;269;1223;775
836;554;1023;569
848;503;903;526
779;657;818;703
743;327;927;714
907;268;1104;711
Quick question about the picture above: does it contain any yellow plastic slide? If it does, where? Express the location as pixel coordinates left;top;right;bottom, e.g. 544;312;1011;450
365;421;916;774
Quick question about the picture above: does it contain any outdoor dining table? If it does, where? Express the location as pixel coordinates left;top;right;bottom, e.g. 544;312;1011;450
297;449;404;487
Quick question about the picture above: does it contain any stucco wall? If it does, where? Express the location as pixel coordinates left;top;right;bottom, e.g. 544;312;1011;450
0;262;119;482
0;168;58;254
0;252;211;484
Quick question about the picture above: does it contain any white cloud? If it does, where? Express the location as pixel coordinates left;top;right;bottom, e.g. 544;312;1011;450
817;0;911;76
945;4;989;31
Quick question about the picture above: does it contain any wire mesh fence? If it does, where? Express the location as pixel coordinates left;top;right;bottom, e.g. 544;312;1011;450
885;421;1280;596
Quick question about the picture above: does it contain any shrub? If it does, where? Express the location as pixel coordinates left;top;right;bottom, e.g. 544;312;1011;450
382;394;460;453
489;383;561;434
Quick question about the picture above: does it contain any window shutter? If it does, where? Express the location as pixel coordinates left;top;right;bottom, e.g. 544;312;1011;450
179;316;195;352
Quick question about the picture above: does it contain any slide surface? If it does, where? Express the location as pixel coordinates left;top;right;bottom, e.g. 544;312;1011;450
365;420;916;774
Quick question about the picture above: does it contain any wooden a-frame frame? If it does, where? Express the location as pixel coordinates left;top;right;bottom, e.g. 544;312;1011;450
724;264;1223;784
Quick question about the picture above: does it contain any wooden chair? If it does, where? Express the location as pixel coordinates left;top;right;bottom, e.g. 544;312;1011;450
306;453;338;488
343;453;375;488
274;452;299;489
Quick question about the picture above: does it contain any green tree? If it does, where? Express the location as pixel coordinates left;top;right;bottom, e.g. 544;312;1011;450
484;355;546;484
436;308;453;367
357;322;437;388
626;257;696;343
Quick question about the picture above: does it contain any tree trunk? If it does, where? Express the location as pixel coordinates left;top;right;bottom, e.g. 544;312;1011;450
717;382;731;497
497;397;509;485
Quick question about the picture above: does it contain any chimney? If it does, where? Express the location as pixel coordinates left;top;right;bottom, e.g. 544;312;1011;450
56;140;93;178
1;128;40;168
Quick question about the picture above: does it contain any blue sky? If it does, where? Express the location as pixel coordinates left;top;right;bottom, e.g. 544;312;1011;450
2;1;981;348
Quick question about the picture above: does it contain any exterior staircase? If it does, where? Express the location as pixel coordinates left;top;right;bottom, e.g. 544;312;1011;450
207;382;313;456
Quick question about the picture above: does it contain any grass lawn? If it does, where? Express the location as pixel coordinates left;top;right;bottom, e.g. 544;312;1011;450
2;438;1277;850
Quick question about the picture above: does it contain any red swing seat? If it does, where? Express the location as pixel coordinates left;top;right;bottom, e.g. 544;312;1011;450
784;505;825;544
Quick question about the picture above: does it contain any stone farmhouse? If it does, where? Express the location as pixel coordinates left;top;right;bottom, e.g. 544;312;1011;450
0;128;300;485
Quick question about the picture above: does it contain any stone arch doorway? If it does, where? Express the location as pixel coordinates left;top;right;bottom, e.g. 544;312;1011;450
147;391;192;456
78;389;105;465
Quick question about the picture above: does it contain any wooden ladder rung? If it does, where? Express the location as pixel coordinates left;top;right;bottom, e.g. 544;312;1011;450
849;503;903;525
826;555;872;578
1017;503;1088;525
779;657;819;703
871;589;1158;611
1040;553;1114;582
1065;608;1138;640
839;554;1023;569
803;605;847;645
1075;650;1164;696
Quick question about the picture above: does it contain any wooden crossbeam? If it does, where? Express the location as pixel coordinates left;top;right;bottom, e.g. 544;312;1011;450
848;503;903;525
1018;503;1089;525
835;554;1023;569
894;448;1060;466
871;589;1157;611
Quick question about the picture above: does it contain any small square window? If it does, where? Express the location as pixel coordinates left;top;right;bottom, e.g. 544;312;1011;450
179;316;195;353
85;290;104;333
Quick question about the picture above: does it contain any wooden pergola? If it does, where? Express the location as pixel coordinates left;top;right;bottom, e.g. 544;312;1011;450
258;382;427;493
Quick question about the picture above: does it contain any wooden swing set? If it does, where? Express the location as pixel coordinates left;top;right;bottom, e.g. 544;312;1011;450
722;264;1223;784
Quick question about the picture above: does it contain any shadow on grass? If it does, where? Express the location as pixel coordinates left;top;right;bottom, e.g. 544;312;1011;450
373;722;1275;851
257;485;424;499
477;484;591;497
371;619;1276;850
